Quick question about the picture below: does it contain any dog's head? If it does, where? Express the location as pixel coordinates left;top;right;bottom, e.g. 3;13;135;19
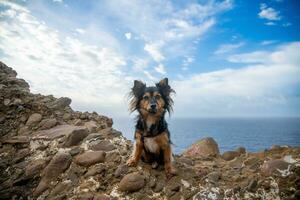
129;78;175;116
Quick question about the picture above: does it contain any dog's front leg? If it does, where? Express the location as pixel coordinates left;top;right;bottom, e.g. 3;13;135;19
163;144;176;179
126;132;143;167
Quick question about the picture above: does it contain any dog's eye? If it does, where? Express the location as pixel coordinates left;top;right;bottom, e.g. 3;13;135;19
143;96;149;100
155;95;161;100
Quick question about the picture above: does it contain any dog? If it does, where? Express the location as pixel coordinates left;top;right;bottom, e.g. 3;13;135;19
126;78;176;178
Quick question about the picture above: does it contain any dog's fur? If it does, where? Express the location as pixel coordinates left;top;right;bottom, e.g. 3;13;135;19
126;78;176;178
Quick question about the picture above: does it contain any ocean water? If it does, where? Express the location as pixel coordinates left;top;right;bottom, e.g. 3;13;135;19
112;117;300;154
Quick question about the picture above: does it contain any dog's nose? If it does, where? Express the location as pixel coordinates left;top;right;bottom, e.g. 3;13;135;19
151;104;156;109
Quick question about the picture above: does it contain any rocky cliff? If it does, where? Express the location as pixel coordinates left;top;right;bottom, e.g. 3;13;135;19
0;61;299;200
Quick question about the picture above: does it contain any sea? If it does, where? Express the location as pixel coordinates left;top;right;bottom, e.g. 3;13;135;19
112;117;300;154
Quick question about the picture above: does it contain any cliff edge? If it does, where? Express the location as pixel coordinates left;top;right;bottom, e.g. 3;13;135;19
0;61;299;200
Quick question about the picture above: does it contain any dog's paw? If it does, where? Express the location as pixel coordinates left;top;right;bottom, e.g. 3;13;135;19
166;168;177;180
126;158;138;167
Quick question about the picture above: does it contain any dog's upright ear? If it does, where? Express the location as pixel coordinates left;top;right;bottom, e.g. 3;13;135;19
156;78;175;113
156;78;173;96
129;80;146;112
132;80;146;98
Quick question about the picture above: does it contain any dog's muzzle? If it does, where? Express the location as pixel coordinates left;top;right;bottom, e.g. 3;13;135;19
149;104;157;113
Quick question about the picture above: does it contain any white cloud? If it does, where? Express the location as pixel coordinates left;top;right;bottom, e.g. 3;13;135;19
104;0;232;62
125;32;132;40
282;22;292;27
154;63;167;75
144;42;165;62
261;40;277;45
258;3;281;21
52;0;63;3
173;42;300;117
0;1;131;117
265;21;276;26
143;70;156;81
214;42;244;55
75;28;85;34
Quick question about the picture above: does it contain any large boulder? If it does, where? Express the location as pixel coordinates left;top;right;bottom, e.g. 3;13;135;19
33;125;88;142
183;137;220;158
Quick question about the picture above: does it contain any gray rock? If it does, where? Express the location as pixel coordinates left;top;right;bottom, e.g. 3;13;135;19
26;113;42;126
39;118;57;130
85;121;98;133
119;172;145;192
207;171;221;183
261;159;290;176
246;179;258;192
51;97;71;109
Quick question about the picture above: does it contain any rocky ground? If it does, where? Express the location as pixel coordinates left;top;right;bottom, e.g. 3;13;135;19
0;61;299;200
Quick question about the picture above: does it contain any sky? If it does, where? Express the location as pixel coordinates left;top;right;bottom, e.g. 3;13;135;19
0;0;300;118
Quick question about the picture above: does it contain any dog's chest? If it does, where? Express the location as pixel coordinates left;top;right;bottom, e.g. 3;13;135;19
144;137;159;153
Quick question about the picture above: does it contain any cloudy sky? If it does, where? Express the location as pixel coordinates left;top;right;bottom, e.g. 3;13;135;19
1;0;300;118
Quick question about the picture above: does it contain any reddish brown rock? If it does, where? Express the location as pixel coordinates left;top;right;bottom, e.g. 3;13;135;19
119;172;145;192
222;151;241;161
34;152;72;197
75;151;106;167
90;140;116;152
33;125;87;141
183;137;220;158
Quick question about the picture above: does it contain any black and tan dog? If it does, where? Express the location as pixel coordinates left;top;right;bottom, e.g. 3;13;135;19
126;78;176;178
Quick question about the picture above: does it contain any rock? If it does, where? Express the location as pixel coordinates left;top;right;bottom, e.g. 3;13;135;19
70;146;81;156
63;127;89;147
153;181;164;192
25;159;47;177
206;171;221;184
85;121;98;133
34;152;72;197
94;194;111;200
26;113;42;126
39;118;57;130
246;179;258;192
183;137;220;158
114;164;129;178
236;146;246;154
2;136;29;144
75;151;106;167
119;172;145;192
85;164;106;177
33;125;87;140
177;157;194;166
42;151;72;180
50;97;71;109
222;151;241;161
90;140;116;152
49;180;72;198
261;159;290;176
